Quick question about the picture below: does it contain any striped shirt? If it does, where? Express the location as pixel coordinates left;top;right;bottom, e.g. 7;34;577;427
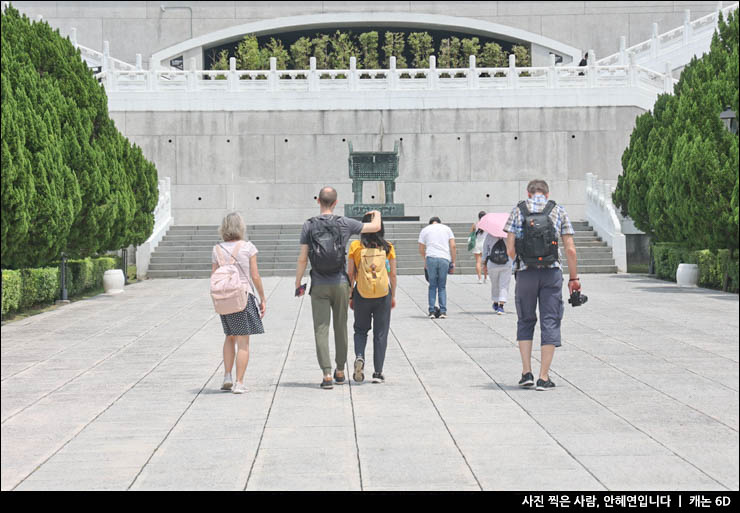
503;194;575;271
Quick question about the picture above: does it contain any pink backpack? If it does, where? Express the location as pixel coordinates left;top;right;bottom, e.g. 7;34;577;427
210;241;248;315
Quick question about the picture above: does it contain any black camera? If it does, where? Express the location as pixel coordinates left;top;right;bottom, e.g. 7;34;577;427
568;290;588;307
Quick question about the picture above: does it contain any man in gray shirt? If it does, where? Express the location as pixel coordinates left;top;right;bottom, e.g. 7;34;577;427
295;186;381;389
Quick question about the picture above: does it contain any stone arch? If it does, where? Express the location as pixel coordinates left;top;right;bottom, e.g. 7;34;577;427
151;12;581;69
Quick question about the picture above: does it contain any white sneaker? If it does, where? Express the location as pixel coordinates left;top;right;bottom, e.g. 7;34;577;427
232;382;247;394
221;374;233;391
478;278;483;284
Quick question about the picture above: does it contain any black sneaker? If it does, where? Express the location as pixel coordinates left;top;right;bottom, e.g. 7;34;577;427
320;378;334;389
536;378;556;391
353;357;365;383
333;369;346;385
372;372;385;383
518;372;535;388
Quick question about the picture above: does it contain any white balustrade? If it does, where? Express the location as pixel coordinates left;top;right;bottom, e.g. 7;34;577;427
598;3;738;70
585;172;647;273
136;177;172;280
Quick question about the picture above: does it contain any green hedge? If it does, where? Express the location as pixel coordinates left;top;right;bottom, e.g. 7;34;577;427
1;257;117;317
2;270;22;315
653;243;739;292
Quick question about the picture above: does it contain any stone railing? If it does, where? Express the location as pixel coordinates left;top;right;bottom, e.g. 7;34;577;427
597;2;738;68
67;30;137;72
136;177;172;280
585;173;634;273
98;53;675;95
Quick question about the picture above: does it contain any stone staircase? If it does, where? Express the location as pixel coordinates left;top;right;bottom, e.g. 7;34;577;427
146;221;616;279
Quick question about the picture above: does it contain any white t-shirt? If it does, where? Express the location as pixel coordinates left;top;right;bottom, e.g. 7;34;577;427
212;240;258;295
418;223;455;261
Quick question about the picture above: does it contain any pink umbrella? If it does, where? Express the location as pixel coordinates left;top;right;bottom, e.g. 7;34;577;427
477;212;510;238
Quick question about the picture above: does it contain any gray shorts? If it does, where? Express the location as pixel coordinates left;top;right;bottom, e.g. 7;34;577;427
514;268;564;347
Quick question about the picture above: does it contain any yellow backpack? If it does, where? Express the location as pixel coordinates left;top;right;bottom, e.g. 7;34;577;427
356;246;389;299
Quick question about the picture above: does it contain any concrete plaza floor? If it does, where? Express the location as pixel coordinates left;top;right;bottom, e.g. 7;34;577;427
1;274;738;491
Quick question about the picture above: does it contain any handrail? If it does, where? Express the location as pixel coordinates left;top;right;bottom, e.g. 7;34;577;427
597;3;738;67
96;53;676;95
585;173;628;273
136;177;172;280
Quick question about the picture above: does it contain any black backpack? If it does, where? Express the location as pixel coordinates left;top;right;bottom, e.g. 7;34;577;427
488;239;509;265
307;215;345;275
514;200;560;267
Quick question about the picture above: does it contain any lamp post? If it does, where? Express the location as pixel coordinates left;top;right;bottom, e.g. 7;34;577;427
57;253;69;304
720;106;738;134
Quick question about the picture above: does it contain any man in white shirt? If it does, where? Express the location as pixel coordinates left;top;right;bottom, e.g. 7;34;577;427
418;217;457;319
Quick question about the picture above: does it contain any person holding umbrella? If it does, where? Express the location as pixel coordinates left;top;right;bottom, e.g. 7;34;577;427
478;212;514;315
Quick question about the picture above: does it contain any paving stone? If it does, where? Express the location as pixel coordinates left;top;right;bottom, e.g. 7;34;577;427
1;275;736;490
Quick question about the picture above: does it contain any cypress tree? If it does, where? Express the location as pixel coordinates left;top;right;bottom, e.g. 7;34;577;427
1;5;158;269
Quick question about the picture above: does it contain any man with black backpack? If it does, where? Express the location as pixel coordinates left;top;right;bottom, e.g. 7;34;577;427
504;180;580;391
295;186;382;389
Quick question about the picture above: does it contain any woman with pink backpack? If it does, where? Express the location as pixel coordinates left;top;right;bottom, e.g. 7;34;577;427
210;212;266;394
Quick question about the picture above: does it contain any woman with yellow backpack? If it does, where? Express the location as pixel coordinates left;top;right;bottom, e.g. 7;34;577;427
347;213;397;384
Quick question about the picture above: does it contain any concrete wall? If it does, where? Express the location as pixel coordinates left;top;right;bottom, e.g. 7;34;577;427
110;106;644;224
12;1;725;69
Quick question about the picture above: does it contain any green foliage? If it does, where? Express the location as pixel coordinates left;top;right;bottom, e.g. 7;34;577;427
652;243;739;292
0;257;117;317
2;270;22;316
19;267;58;309
512;44;531;66
408;32;434;68
358;31;379;69
382;32;406;68
461;37;481;65
290;36;312;69
330;31;358;69
311;34;331;69
264;37;289;69
209;49;229;79
235;34;265;70
614;10;739;253
1;6;157;269
438;37;462;68
480;42;506;68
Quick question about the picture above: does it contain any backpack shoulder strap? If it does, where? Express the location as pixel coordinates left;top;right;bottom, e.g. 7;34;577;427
517;200;530;217
542;200;557;217
214;245;226;267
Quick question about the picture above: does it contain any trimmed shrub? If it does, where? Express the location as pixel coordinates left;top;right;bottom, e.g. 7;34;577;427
19;267;58;309
1;256;119;318
2;269;22;315
652;243;739;292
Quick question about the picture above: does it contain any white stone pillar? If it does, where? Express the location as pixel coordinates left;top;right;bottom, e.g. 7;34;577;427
228;57;237;91
548;53;556;88
309;56;318;91
651;22;659;58
268;57;277;91
349;56;358;91
187;57;197;91
588;48;596;88
508;53;517;89
428;55;438;90
389;56;398;90
664;61;673;92
683;9;692;44
619;36;627;65
135;53;142;70
70;28;77;48
628;52;637;87
102;40;110;71
468;55;479;89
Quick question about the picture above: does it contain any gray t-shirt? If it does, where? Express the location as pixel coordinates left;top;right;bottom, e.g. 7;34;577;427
300;214;364;285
